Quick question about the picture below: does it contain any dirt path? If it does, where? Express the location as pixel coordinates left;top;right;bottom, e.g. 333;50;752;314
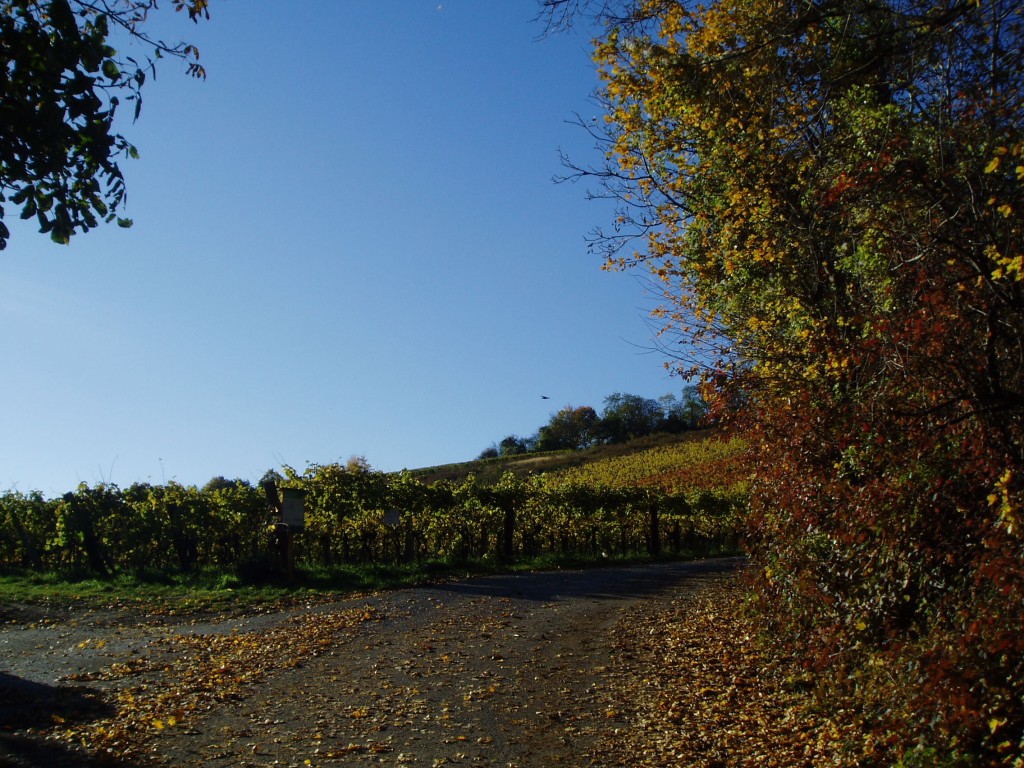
0;559;743;768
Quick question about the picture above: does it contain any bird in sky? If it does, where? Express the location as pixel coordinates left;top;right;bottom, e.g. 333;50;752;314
541;395;550;399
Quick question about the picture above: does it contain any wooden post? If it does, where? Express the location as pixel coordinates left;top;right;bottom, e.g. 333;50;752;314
61;492;112;577
648;496;661;557
263;482;306;580
262;480;281;514
384;508;402;564
502;505;516;563
281;488;306;579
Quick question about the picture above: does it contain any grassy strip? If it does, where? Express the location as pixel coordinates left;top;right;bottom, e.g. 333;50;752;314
0;548;741;617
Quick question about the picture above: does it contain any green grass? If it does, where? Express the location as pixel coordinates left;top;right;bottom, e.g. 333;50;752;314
0;548;739;618
0;567;281;615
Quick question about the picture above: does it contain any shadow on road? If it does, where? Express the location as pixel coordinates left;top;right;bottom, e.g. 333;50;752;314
423;556;745;603
0;672;133;768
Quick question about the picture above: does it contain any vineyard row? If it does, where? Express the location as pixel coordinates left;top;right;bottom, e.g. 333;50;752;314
0;467;747;575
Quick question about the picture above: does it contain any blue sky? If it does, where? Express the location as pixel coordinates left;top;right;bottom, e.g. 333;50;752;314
0;1;683;496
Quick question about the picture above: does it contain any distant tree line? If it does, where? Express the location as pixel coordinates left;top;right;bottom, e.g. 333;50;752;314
478;387;709;459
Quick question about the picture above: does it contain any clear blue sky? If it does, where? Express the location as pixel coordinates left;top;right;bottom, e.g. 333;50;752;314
0;1;684;496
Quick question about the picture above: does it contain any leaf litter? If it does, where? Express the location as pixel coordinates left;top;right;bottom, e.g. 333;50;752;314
588;573;875;767
11;564;873;766
49;604;381;762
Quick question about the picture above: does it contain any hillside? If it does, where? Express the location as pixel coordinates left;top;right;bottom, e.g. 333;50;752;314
408;430;718;486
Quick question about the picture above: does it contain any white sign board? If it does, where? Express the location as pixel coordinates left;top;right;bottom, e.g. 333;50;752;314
281;487;307;530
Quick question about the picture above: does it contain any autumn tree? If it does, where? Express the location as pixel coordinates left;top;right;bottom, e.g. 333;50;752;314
536;404;599;451
660;385;708;430
499;434;533;456
477;444;500;460
596;392;662;443
546;0;1024;762
0;0;210;249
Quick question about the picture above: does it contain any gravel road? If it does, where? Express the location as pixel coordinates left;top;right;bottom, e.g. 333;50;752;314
0;558;743;768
